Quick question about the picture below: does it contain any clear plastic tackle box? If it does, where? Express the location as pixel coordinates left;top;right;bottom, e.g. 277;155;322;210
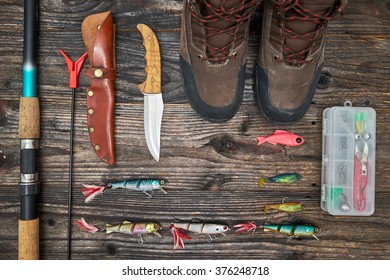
321;102;376;216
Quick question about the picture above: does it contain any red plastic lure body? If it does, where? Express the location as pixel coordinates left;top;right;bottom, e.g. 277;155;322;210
256;130;304;147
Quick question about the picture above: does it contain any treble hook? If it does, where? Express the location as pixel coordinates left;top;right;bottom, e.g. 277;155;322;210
143;190;154;199
207;234;216;243
138;235;147;245
286;236;295;242
207;233;223;242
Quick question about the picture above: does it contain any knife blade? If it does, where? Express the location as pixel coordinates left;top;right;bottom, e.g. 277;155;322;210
137;23;163;162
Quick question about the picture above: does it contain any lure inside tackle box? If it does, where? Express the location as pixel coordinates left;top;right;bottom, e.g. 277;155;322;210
321;101;376;216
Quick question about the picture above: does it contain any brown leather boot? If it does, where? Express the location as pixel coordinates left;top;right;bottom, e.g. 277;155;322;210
254;0;347;124
180;0;261;122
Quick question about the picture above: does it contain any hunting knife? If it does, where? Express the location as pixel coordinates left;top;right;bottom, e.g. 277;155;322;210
137;23;163;162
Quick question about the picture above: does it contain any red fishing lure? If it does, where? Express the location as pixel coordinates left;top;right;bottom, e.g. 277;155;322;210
256;130;304;147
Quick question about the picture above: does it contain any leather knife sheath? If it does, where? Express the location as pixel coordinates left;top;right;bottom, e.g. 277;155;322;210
82;11;116;165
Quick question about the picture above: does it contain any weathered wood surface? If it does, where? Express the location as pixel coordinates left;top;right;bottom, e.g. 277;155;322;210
1;0;390;260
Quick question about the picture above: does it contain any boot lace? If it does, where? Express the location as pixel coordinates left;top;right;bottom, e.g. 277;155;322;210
189;0;259;63
271;0;343;65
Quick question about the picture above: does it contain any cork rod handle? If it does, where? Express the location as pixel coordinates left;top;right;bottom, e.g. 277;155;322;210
18;218;39;260
19;97;40;139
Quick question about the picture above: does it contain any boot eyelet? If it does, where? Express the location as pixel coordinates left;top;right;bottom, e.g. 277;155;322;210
308;58;314;63
273;55;279;61
197;54;204;60
232;52;238;58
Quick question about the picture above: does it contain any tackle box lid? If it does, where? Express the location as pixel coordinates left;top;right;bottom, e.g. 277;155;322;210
321;102;376;216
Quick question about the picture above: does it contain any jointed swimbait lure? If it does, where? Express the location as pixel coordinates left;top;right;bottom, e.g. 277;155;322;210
234;222;320;240
81;179;167;202
262;223;320;240
259;172;302;187
264;197;305;213
76;217;162;244
170;222;230;249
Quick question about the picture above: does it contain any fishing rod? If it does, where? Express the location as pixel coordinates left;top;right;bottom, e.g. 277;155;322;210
18;0;39;260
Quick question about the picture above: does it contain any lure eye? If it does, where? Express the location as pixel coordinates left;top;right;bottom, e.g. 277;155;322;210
160;180;166;185
296;137;302;143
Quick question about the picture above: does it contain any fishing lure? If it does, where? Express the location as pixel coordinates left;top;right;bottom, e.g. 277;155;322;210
262;223;320;240
259;172;301;186
256;130;304;147
234;222;320;240
264;197;305;213
331;188;351;212
170;222;230;249
81;179;167;202
76;217;162;244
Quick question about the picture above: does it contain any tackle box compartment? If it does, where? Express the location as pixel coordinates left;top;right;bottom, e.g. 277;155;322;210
321;102;376;216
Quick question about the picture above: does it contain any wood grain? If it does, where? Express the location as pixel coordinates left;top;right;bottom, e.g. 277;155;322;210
1;0;390;260
137;23;162;94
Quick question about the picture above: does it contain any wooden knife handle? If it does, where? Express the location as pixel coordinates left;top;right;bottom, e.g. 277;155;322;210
137;23;161;94
18;218;39;260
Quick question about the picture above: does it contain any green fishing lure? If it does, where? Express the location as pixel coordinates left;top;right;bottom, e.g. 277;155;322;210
262;223;319;240
264;197;305;213
234;222;320;240
259;172;302;187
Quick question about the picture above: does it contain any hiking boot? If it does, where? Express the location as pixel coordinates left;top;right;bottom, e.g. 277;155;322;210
180;0;261;122
254;0;347;124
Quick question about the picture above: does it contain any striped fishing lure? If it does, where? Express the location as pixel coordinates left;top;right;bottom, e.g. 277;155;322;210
170;222;230;250
234;222;320;240
76;218;162;244
81;179;167;202
262;223;320;240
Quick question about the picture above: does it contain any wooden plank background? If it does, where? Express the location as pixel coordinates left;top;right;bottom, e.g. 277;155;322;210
0;0;389;260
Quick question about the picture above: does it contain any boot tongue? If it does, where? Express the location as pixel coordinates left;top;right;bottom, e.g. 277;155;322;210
283;0;338;65
200;0;247;61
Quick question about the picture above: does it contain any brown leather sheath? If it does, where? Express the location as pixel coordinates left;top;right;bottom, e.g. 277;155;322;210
81;11;116;165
